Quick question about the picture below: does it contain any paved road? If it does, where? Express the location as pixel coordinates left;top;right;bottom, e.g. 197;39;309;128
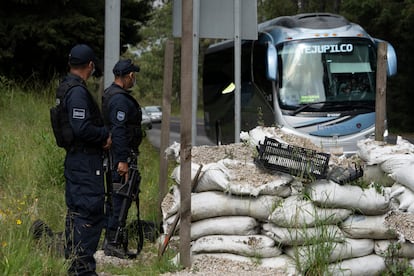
146;117;215;149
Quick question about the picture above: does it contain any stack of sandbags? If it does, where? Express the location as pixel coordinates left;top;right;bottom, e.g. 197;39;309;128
163;158;298;273
161;132;414;275
357;137;414;214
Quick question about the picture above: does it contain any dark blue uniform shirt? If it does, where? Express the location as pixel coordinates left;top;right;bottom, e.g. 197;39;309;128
64;74;109;148
103;83;142;166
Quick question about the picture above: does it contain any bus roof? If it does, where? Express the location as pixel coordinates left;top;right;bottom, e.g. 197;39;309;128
258;13;350;31
206;13;372;54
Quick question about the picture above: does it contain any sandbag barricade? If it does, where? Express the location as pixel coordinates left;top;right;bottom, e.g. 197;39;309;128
161;129;414;275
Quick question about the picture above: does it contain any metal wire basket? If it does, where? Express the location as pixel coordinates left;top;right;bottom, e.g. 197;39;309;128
255;137;330;180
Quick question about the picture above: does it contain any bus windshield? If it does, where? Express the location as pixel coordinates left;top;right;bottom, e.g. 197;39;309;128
277;39;376;111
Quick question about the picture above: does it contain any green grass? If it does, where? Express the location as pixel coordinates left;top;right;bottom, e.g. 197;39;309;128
0;80;179;275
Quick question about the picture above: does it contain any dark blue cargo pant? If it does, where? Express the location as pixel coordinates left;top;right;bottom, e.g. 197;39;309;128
64;151;105;276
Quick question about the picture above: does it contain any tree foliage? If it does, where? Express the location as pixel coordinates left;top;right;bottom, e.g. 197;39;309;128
1;0;413;132
0;0;153;82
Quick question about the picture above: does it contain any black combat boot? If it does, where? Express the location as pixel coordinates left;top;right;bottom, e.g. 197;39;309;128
103;229;136;259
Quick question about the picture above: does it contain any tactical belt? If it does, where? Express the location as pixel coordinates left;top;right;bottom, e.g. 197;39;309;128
68;146;102;155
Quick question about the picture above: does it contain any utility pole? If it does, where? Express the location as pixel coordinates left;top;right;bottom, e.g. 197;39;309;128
179;0;193;268
104;0;120;88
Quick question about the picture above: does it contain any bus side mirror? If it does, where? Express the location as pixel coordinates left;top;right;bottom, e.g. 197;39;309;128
266;43;277;81
386;42;397;77
374;39;397;77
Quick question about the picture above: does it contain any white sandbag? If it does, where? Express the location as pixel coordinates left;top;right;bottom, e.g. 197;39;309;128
191;235;282;257
163;213;178;234
164;141;181;162
268;195;352;228
380;154;414;174
191;216;259;240
390;183;414;212
340;214;397;239
375;240;414;258
262;223;345;246
170;162;203;185
357;137;414;165
308;180;390;215
285;238;374;264
172;159;293;197
162;185;181;220
192;253;298;275
219;159;293;197
407;202;414;214
390;164;414;192
255;178;293;197
193;162;233;193
241;126;289;147
191;191;280;221
327;254;386;276
363;165;394;187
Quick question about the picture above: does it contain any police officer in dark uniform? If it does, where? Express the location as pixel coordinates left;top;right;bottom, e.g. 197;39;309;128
102;59;142;258
61;44;111;275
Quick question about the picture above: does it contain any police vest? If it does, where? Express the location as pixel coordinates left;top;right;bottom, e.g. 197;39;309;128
50;78;104;150
50;78;85;149
102;87;143;149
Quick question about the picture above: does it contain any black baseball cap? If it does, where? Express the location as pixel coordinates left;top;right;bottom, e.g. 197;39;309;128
112;59;140;76
68;44;97;65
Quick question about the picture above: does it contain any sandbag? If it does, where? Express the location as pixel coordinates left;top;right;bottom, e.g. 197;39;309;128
327;254;386;276
307;180;390;215
171;160;292;197
363;165;394;187
240;126;289;147
262;223;345;246
357;137;414;165
170;161;231;191
375;240;414;258
390;183;414;212
191;216;259;240
220;159;293;197
340;214;397;239
268;195;352;228
390;164;414;193
380;154;414;174
161;185;181;220
191;235;282;258
191;191;280;221
285;238;374;264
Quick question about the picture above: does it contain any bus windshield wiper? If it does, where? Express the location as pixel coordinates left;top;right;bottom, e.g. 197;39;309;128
351;103;375;111
291;101;375;115
291;101;326;115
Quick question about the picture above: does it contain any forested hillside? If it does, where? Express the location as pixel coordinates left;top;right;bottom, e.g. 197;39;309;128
0;0;412;131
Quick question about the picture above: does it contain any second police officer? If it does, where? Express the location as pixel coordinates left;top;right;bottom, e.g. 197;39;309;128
102;59;143;258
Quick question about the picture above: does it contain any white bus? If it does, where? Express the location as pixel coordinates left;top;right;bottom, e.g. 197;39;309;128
202;13;397;154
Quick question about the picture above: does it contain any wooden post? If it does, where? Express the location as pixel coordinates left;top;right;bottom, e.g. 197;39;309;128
375;42;388;141
179;0;193;268
158;39;174;226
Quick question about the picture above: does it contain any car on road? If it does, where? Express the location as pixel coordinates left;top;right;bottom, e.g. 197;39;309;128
141;107;152;130
144;105;162;123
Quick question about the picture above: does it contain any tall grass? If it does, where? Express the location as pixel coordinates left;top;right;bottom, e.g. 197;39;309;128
0;79;178;275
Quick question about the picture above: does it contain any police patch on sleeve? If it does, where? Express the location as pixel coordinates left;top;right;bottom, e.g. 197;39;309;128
116;111;126;121
73;108;85;119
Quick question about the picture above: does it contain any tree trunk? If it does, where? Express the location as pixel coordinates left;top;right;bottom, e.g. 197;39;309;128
334;0;341;14
320;0;326;12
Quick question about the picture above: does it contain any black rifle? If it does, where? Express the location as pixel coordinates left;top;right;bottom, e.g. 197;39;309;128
103;152;113;220
113;152;144;258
